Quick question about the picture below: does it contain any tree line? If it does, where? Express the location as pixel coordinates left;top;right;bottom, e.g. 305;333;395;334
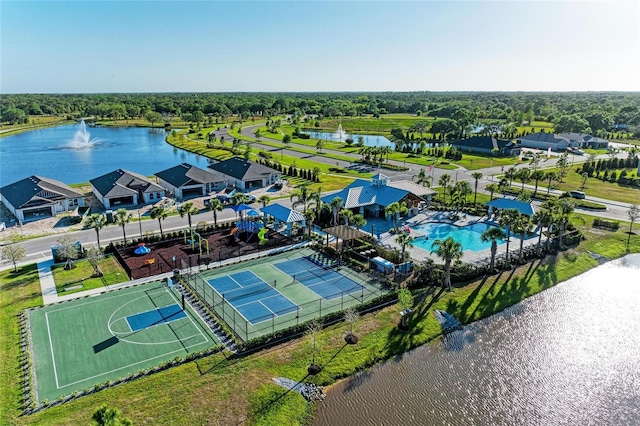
2;92;639;137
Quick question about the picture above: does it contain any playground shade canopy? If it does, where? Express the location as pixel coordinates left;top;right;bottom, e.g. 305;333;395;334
485;198;535;216
261;203;306;223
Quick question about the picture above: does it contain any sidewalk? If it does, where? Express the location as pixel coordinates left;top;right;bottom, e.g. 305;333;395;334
36;257;174;305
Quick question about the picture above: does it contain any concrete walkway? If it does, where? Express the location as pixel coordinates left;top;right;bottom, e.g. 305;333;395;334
36;257;174;305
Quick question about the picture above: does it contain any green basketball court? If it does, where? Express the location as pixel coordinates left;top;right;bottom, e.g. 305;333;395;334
28;281;221;402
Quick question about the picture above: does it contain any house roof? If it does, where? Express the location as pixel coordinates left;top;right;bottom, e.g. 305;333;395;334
208;157;278;181
261;203;306;223
90;169;164;198
486;198;535;216
517;132;569;146
155;163;226;187
451;136;518;151
557;133;609;144
1;176;84;209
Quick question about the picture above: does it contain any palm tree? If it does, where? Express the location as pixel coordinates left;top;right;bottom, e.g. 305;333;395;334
545;171;558;194
395;232;415;261
412;168;433;188
438;174;452;202
310;186;323;223
579;172;589;191
86;213;107;249
532;208;553;254
481;226;507;271
290;185;313;212
149;205;169;237
177;201;199;228
498;208;521;265
339;208;353;226
303;209;315;236
516;168;531;190
452;181;472;211
555;198;575;249
113;208;133;244
385;201;408;233
258;194;271;208
530;170;545;196
513;214;532;262
431;237;463;291
206;198;224;228
505;167;517;187
471;172;483;204
329;197;343;226
316;139;325;153
486;183;498;201
351;213;367;228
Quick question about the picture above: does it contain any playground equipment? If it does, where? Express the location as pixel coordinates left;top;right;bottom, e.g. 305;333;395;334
134;243;151;255
183;228;210;256
232;220;265;243
258;228;268;245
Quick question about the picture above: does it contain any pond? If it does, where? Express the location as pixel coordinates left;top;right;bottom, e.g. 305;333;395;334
0;123;211;186
303;129;393;148
313;254;640;425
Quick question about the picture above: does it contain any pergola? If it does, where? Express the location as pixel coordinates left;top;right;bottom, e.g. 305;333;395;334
323;225;370;251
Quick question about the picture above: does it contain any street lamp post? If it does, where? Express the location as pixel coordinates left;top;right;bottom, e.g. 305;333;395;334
138;210;142;238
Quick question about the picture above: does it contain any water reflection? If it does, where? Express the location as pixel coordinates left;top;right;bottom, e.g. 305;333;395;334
314;255;640;426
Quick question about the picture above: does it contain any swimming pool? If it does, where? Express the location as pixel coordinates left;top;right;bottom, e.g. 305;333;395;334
411;222;508;252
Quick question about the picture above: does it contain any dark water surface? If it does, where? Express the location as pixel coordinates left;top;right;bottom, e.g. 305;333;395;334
313;255;640;426
0;124;210;186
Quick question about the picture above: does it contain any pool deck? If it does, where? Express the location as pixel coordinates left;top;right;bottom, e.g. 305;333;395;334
369;210;542;266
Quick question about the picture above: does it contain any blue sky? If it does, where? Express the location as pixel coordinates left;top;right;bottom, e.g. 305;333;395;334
1;1;639;93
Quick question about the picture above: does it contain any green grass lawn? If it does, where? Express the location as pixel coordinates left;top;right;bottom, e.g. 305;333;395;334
554;166;639;203
51;256;128;295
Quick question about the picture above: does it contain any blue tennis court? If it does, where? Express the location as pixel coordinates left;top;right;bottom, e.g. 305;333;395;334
274;257;365;300
126;304;187;332
207;271;299;325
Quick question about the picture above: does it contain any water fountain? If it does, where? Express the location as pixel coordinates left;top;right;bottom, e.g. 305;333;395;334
334;123;347;141
67;120;101;149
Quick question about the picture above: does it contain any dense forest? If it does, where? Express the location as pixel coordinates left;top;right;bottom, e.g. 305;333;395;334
2;92;639;137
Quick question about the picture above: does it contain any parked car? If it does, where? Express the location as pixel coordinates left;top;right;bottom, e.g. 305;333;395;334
569;190;586;199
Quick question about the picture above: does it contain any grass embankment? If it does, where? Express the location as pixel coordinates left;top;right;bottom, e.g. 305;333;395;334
0;117;72;137
51;256;128;295
3;219;639;425
167;129;362;192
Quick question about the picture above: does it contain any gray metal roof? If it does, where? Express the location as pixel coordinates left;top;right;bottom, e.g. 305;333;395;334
155;163;226;187
90;169;164;198
0;175;83;209
208;157;278;181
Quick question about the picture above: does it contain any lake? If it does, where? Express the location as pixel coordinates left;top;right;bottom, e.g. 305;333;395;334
0;123;211;186
313;254;640;425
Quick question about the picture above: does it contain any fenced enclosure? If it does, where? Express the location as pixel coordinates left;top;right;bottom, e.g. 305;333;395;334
181;248;390;342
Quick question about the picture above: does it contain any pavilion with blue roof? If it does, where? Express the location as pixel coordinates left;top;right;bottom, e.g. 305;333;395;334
485;198;535;216
320;173;425;220
260;203;306;236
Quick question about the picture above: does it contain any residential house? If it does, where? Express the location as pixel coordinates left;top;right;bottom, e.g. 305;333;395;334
517;132;574;152
451;136;521;157
0;175;85;222
155;163;227;199
556;133;609;149
90;169;165;209
207;157;280;191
